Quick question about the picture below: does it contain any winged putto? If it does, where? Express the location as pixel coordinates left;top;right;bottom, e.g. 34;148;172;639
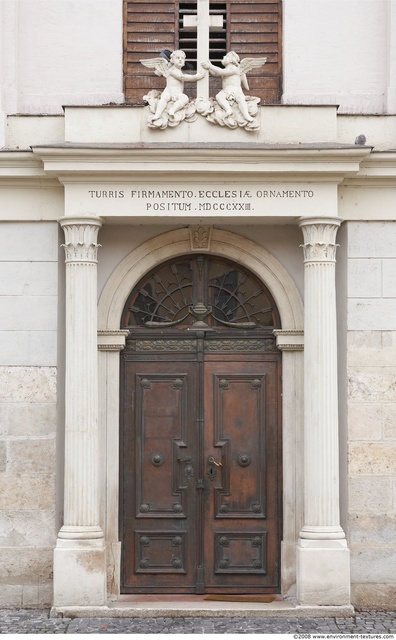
140;50;267;130
140;50;205;128
199;52;267;130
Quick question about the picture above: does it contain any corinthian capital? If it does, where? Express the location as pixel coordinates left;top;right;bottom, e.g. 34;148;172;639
60;217;103;263
299;217;342;263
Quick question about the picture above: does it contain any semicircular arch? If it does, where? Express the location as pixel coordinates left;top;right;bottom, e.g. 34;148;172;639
98;228;303;332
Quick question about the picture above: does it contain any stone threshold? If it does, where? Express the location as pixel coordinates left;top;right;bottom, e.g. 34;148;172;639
51;597;355;619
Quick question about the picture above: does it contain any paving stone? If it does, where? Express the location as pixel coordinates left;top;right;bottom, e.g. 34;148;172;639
0;609;394;634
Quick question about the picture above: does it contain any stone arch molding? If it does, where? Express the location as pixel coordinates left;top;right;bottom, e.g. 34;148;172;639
97;226;304;598
98;227;303;331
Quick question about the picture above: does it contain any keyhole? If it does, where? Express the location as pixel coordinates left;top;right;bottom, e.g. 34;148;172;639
207;465;217;481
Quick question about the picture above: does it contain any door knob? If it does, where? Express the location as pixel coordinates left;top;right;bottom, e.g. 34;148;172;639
208;456;222;467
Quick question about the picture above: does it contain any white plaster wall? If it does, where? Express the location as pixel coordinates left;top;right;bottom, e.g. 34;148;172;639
0;221;59;607
346;221;396;609
5;110;396;151
337;115;396;150
3;0;124;117
0;0;4;149
6;115;65;149
282;0;390;114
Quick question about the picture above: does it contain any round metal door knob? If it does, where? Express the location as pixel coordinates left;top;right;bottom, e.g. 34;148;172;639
237;453;251;467
151;452;165;466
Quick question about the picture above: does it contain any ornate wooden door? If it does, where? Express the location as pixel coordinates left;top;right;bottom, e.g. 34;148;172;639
120;256;282;593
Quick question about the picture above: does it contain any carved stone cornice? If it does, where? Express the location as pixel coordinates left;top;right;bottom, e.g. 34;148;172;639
60;217;103;263
298;217;342;263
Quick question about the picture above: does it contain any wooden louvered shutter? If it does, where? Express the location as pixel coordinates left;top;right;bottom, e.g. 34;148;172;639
228;0;282;104
124;0;177;104
123;0;282;105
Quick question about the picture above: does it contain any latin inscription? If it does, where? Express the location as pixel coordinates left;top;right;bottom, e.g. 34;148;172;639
87;187;315;213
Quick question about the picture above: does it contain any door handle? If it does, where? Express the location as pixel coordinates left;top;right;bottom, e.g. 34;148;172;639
177;455;194;480
208;456;222;467
177;455;193;464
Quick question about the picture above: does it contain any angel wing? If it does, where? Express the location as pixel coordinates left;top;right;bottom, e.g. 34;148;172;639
239;57;267;90
140;57;170;77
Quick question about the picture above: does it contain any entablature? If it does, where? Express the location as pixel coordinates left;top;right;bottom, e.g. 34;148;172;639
30;143;371;182
1;143;396;223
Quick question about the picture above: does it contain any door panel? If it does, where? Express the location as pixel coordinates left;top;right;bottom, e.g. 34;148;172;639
203;359;280;591
122;360;198;591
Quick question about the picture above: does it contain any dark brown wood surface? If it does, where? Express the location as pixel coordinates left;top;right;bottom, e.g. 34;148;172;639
122;358;199;591
120;336;281;593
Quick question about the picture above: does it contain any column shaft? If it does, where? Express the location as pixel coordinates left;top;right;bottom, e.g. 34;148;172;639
53;217;106;609
300;218;343;538
297;217;350;607
61;218;102;535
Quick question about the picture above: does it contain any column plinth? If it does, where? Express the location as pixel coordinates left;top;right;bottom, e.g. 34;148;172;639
53;217;106;608
296;217;350;606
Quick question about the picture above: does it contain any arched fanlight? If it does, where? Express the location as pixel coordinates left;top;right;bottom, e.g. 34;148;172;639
122;254;280;330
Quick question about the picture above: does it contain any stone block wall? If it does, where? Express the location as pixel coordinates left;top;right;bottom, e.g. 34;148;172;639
347;221;396;609
0;222;59;607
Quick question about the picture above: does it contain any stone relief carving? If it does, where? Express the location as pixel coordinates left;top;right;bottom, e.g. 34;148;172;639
300;222;340;262
141;50;266;130
189;224;212;250
199;52;267;130
140;50;205;129
61;220;102;263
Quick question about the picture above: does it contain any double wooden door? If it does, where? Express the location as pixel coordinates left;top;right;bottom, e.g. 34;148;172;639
120;333;281;594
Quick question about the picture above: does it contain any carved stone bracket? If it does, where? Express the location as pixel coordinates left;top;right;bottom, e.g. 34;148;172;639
189;225;213;251
273;329;304;352
97;330;129;352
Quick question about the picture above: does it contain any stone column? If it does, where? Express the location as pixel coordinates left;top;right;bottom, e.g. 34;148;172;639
297;217;351;607
53;216;107;608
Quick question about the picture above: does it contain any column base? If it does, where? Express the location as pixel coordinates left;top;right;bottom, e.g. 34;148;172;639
297;538;351;606
53;537;107;607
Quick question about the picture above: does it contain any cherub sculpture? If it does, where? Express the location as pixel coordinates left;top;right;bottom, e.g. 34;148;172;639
140;50;205;128
200;51;267;129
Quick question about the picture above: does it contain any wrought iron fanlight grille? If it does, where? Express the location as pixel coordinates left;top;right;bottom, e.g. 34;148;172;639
122;255;280;330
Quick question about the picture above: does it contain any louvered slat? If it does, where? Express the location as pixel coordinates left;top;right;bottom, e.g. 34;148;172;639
124;0;177;104
124;0;282;105
228;0;282;103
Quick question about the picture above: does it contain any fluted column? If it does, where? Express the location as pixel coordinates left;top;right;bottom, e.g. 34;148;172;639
53;216;107;608
297;217;351;607
60;218;102;535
